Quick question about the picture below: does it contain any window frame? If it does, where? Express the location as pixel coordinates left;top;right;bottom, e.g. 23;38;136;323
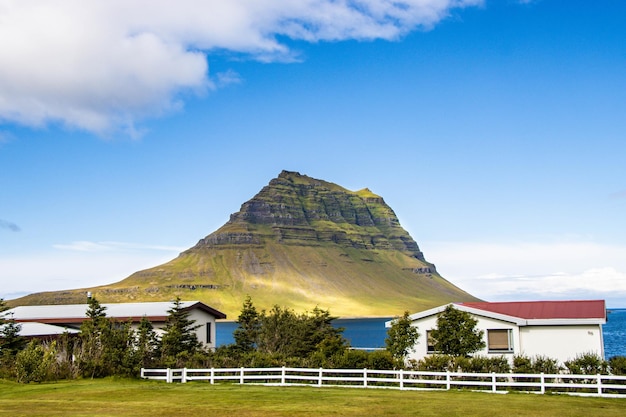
487;328;514;353
206;322;212;344
426;330;437;353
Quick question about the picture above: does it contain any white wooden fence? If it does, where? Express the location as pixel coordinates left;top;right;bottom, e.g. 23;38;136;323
140;367;626;398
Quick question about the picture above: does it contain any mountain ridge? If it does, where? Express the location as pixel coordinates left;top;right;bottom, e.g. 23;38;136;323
10;170;480;317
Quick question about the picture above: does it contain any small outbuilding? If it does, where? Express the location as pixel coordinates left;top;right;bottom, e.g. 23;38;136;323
387;300;606;365
5;300;226;349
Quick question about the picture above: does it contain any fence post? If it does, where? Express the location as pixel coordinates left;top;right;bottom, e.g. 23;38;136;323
210;367;215;385
446;371;451;390
318;368;323;387
281;366;286;385
399;369;404;390
240;367;245;384
492;373;497;393
166;368;171;384
182;368;187;383
540;373;545;394
363;368;368;388
597;374;602;396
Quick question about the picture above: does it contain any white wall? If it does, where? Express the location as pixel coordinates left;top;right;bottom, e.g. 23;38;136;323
405;315;437;363
188;308;218;349
519;325;604;362
127;309;219;349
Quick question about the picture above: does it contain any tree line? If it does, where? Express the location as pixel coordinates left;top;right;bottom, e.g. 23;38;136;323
1;297;625;383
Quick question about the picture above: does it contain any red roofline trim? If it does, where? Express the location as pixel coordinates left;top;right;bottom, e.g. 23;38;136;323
457;300;606;320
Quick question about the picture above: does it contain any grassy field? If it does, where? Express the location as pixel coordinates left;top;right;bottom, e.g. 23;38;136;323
1;379;625;417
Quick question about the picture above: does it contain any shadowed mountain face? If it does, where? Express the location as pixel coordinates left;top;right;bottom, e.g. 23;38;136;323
194;171;426;258
12;171;479;317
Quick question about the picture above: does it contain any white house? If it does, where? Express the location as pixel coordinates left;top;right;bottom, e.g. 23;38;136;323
5;300;227;349
387;300;606;365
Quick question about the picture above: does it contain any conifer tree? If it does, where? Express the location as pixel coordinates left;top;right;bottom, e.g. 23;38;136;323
77;296;110;378
160;298;201;362
135;316;159;370
0;298;25;357
233;296;261;353
78;296;139;377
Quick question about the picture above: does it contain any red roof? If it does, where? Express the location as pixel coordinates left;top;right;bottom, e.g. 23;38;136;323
458;300;606;320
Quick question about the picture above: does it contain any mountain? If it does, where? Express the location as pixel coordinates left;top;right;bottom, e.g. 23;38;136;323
12;171;479;317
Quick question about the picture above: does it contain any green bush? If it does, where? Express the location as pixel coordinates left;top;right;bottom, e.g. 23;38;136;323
608;356;626;375
15;340;58;383
513;355;561;374
367;350;396;370
306;348;396;370
513;355;533;374
532;355;562;374
414;354;455;372
564;352;608;375
0;350;16;379
457;355;510;373
327;349;370;369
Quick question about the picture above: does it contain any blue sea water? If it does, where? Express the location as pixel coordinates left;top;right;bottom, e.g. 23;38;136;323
217;309;626;359
604;308;626;359
216;317;390;349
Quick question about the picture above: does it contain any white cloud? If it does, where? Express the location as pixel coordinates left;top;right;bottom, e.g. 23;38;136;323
0;0;482;135
214;70;243;89
425;240;626;307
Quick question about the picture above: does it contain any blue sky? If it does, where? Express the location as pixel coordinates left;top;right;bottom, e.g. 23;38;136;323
1;1;625;307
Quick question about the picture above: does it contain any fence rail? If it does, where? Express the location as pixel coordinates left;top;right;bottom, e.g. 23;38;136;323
140;367;626;398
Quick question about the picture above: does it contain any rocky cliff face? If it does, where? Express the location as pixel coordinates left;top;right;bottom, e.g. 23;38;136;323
192;170;429;263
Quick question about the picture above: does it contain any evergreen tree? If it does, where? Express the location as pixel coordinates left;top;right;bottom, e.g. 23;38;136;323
135;316;159;370
77;296;110;378
430;304;485;357
233;296;261;353
105;319;137;377
385;311;419;362
160;298;201;362
302;306;346;358
0;298;25;357
77;296;137;377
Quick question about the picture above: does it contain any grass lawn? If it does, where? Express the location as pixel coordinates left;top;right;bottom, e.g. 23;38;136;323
1;378;625;417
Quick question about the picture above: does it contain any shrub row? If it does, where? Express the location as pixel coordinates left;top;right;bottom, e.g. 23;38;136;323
410;353;626;376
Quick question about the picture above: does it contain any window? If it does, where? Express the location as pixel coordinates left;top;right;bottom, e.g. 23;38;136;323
487;329;513;352
206;322;212;344
426;330;436;353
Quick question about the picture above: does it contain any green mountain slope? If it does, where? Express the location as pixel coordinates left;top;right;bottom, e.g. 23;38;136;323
12;171;480;317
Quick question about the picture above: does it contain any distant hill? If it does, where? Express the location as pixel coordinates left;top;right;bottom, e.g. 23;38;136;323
12;171;480;317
